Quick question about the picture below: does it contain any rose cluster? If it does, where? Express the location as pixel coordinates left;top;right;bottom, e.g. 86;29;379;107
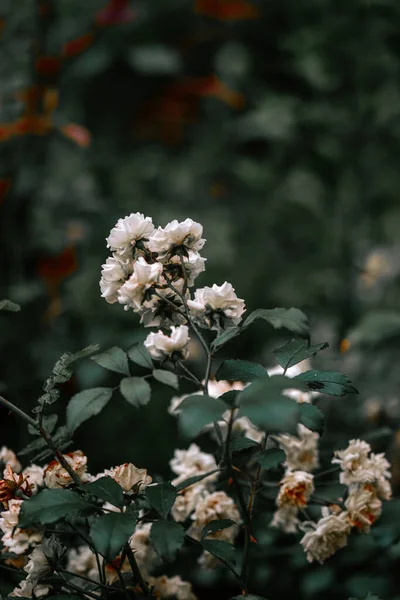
100;213;245;360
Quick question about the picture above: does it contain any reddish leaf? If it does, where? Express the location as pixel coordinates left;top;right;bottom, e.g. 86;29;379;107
38;246;78;283
95;0;136;26
0;179;11;204
62;32;94;58
194;0;259;20
35;56;62;76
60;123;91;147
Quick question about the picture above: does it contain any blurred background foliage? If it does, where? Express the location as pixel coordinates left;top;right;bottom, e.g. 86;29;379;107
1;0;400;597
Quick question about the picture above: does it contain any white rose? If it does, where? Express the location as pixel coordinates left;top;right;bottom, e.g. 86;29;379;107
271;506;300;533
274;424;320;472
139;289;188;328
300;508;351;563
147;218;205;258
118;257;163;311
10;580;50;598
277;470;314;508
106;213;154;256
100;256;132;304
43;450;87;489
170;444;218;479
190;491;241;542
22;465;45;495
0;500;43;555
345;485;382;532
24;546;51;582
0;446;21;473
149;575;198;600
105;463;152;493
162;250;206;288
187;282;245;330
144;325;190;361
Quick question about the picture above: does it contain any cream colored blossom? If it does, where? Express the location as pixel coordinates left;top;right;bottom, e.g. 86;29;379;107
187;282;245;330
22;465;45;495
23;546;52;582
66;545;99;581
0;446;21;472
139;289;188;329
277;470;314;508
274;424;319;472
170;444;218;479
345;485;382;532
147;218;205;258
271;506;300;533
332;440;392;491
118;257;163;311
170;482;208;522
106;213;154;256
148;574;198;600
43;450;87;489
300;508;351;563
162;250;206;290
105;463;152;493
100;255;132;304
190;491;241;542
129;522;158;571
0;499;43;555
144;325;190;361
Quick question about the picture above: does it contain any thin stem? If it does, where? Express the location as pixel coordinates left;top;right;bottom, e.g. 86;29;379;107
58;568;112;593
177;360;204;391
124;544;152;597
314;466;341;479
56;570;101;600
0;394;81;486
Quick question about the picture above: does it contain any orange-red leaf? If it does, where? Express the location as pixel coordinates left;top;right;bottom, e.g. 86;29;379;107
13;115;52;136
0;179;11;204
194;0;259;20
95;0;136;26
37;246;78;283
0;124;14;142
60;123;91;147
62;32;94;58
35;55;62;76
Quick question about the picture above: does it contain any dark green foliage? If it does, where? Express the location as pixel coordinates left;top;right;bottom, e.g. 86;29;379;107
90;512;137;561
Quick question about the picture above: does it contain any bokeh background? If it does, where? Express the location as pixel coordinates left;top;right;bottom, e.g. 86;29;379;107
1;0;400;598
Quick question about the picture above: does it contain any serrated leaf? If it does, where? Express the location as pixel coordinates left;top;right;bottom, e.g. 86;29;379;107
202;519;236;540
90;512;137;561
83;476;124;509
293;370;358;396
243;307;310;339
120;377;151;407
18;489;91;527
257;448;286;469
0;299;21;312
215;359;267;382
178;395;228;438
146;482;176;519
128;343;153;369
174;469;220;491
201;539;236;566
273;339;328;370
67;387;113;432
91;347;129;375
153;369;179;389
230;437;260;452
211;327;241;352
238;375;301;434
150;520;184;561
299;403;324;435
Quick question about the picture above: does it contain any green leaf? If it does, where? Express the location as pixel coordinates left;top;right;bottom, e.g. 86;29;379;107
243;307;310;339
238;375;301;434
90;513;137;561
18;489;91;527
215;359;267;382
273;339;328;370
211;327;241;352
178;394;228;438
299;403;324;435
174;469;220;491
202;519;236;540
83;476;124;509
219;390;241;407
91;347;129;375
230;437;260;453
67;387;113;432
293;370;358;396
146;482;176;519
153;369;179;389
128;343;153;369
120;377;151;407
0;299;21;312
150;520;185;561
257;448;286;469
201;539;236;566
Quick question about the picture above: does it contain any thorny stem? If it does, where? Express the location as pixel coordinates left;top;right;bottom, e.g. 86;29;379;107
56;570;101;599
0;394;81;486
124;543;152;597
223;408;252;593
